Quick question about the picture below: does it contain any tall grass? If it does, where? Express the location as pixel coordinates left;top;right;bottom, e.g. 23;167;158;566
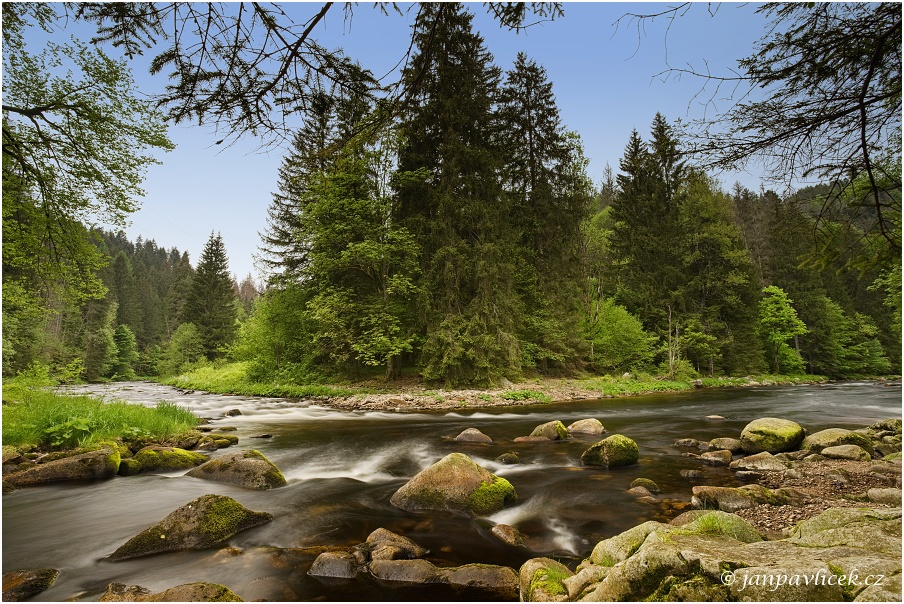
161;361;363;398
3;372;198;449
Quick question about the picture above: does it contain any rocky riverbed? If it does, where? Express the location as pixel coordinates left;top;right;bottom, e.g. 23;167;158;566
2;384;901;601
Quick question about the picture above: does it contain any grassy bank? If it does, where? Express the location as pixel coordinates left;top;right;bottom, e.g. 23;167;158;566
160;361;829;406
3;370;198;449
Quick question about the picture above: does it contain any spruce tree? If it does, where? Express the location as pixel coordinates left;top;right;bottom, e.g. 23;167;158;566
498;53;591;370
185;232;237;359
394;3;520;386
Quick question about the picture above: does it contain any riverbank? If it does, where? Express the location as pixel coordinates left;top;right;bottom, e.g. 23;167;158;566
161;361;845;411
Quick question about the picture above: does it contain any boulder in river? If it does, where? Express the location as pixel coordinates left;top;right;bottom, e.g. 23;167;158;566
530;421;569;440
580;434;639;468
495;452;519;464
453;428;493;443
99;581;243;602
629;478;660;494
566;418;605;435
2;569;59;601
4;443;120;487
186;450;287;489
491;523;525;546
707;437;742;453
132;446;208;473
109;494;272;561
739;417;804;454
389;452;516;516
699;449;732;466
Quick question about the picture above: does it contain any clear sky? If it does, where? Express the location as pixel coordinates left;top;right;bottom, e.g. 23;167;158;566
34;2;778;280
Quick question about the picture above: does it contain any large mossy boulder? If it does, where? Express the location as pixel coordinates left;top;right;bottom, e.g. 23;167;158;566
580;434;639;468
99;581;243;602
132;446;208;473
4;444;120;487
522;507;902;602
739;417;805;454
2;569;59;601
802;428;875;456
186;450;287;489
530;421;569;441
109;494;272;561
389;452;516;516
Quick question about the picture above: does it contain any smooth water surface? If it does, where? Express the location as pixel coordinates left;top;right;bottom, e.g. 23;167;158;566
3;380;900;600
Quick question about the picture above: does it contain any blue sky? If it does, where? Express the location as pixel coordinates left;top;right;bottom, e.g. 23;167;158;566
26;3;777;280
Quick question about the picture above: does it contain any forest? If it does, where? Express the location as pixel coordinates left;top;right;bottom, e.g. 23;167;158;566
3;3;901;388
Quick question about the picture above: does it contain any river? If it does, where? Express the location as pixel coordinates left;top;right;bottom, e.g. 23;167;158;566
3;380;901;601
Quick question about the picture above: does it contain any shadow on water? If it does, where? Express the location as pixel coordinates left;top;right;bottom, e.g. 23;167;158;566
4;380;900;600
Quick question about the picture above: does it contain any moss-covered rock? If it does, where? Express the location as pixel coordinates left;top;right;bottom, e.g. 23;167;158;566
109;494;272;561
580;434;639;468
629;478;660;494
117;458;142;476
389;452;516;516
495;452;519;464
676;511;762;543
2;568;59;601
132;446;208;473
99;581;243;601
530;421;569;441
589;521;667;566
186;450;287;489
739;417;805;454
4;444;120;487
519;557;572;601
786;507;902;555
821;444;872;461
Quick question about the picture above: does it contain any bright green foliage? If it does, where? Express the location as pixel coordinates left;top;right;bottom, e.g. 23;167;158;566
158;323;206;376
185;233;238;359
232;287;315;382
110;324;139;379
584;298;655;373
301;147;422;379
758;286;808;374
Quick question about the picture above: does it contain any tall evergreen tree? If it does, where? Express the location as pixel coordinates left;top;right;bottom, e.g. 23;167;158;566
185;232;237;359
498;53;591;370
394;3;520;386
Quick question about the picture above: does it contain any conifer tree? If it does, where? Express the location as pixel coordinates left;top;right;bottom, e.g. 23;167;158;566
394;3;520;386
498;53;591;369
185;232;237;359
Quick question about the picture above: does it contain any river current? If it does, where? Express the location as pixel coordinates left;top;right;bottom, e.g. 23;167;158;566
3;380;901;601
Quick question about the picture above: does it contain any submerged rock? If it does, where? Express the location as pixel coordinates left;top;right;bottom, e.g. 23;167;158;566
566;418;605;435
739;417;805;454
580;434;639;468
2;569;59;601
389;452;516;516
99;581;243;601
453;428;493;443
186;450;287;489
109;494;272;561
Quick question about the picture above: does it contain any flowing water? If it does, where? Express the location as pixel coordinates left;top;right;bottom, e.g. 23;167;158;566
3;380;901;601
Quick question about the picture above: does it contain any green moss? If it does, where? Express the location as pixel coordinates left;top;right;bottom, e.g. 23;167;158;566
209;433;239;444
529;567;569;598
133;447;207;472
630;478;661;493
118;458;142;476
674;511;762;543
884;451;902;460
198;496;258;543
467;476;516;516
582;434;639;467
